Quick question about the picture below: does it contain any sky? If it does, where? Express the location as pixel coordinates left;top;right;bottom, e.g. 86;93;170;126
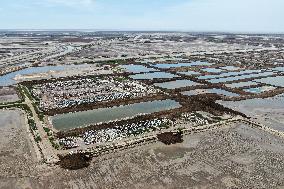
0;0;283;33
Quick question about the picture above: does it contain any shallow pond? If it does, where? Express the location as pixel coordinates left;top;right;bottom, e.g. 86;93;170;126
154;80;201;89
225;81;259;88
120;64;157;73
254;76;284;87
177;71;200;76
202;68;223;73
244;86;276;94
218;94;284;132
182;88;239;97
220;66;240;71
130;72;179;80
52;99;181;131
153;61;212;69
272;67;284;72
207;71;275;83
198;70;262;80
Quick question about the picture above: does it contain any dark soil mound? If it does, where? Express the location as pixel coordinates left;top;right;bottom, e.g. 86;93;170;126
57;153;93;170
157;131;183;145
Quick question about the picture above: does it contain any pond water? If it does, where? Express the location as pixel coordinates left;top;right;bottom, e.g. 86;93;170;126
244;86;276;94
207;71;275;83
254;76;284;87
154;79;201;89
272;67;284;72
120;64;157;73
218;94;284;132
130;72;179;80
220;66;240;71
182;88;240;97
225;81;259;88
52;99;181;131
177;71;200;76
153;61;212;69
0;65;68;86
198;70;262;80
202;68;223;73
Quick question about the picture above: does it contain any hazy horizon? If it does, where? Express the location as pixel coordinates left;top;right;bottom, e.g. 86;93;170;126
0;0;284;33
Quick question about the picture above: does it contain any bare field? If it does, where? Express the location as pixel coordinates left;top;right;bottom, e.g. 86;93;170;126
66;123;284;189
0;110;40;189
7;122;281;189
0;87;19;103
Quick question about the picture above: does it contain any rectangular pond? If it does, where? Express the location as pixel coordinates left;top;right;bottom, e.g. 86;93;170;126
182;88;240;97
198;70;262;80
207;71;275;84
225;81;259;88
119;64;157;73
272;67;284;72
254;76;284;87
177;71;200;76
218;94;284;132
52;99;181;131
129;72;179;80
154;79;201;89
243;86;276;94
220;66;240;71
152;61;212;69
202;68;223;73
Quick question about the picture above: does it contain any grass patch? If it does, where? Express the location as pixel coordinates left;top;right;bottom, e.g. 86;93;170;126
35;135;42;143
49;137;60;150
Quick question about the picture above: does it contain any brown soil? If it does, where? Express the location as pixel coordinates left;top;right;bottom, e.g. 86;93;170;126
57;153;93;170
157;131;183;145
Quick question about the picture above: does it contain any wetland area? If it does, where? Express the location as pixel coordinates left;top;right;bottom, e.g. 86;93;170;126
1;31;284;188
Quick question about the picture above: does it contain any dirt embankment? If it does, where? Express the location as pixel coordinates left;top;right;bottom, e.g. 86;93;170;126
170;92;248;118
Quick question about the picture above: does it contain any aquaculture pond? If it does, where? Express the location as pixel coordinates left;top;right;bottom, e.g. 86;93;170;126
218;94;284;132
244;86;276;94
152;61;212;69
198;70;262;80
182;88;240;97
254;76;284;87
52;99;181;131
225;81;259;88
220;66;240;71
272;67;284;72
129;72;179;80
202;68;223;73
207;71;275;84
0;65;68;86
120;64;157;73
177;71;200;76
154;79;201;89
